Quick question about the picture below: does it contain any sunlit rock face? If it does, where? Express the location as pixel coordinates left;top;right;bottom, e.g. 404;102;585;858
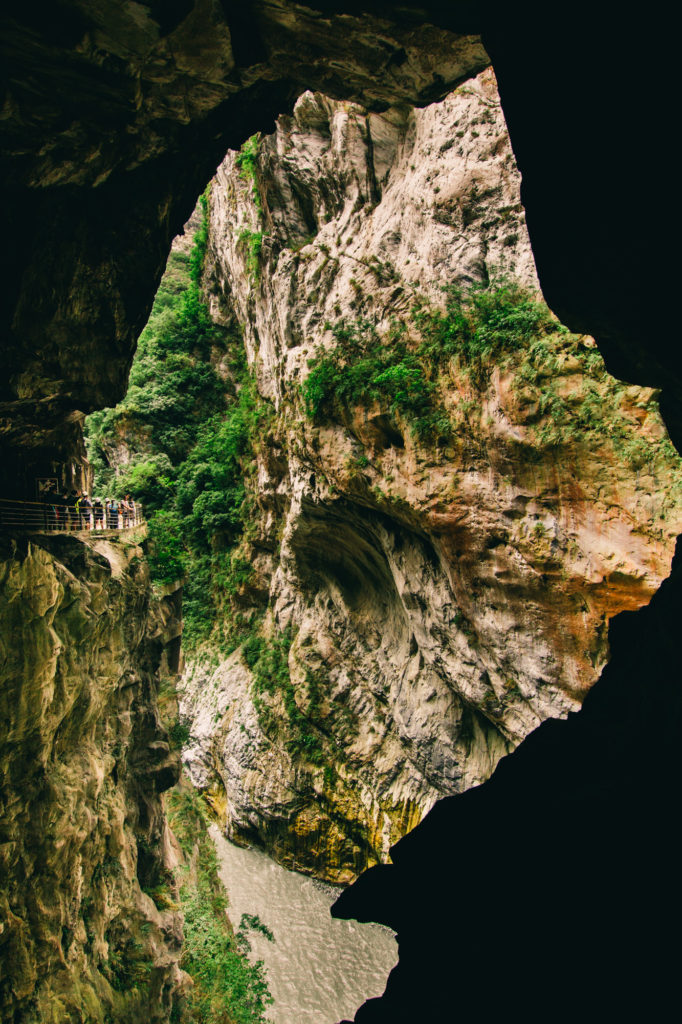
3;3;678;465
179;71;682;883
1;5;679;1022
1;0;487;468
0;532;184;1022
332;536;682;1024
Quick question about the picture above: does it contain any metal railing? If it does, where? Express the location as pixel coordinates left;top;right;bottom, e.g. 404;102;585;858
0;498;145;534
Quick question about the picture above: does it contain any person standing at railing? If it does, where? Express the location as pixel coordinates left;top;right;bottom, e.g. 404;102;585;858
65;490;78;530
93;497;104;530
124;493;135;527
78;493;92;530
46;485;65;530
43;484;59;530
106;498;118;530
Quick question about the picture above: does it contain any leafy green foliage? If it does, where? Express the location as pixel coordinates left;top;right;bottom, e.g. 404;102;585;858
247;630;292;695
244;630;325;764
233;136;265;280
167;718;191;751
190;188;210;284
147;510;185;583
237;229;264;281
302;318;447;442
414;279;555;384
85;195;272;652
178;880;272;1024
301;278;682;483
235;135;263;215
116;454;176;511
302;281;557;441
167;787;273;1024
239;914;275;942
106;935;153;993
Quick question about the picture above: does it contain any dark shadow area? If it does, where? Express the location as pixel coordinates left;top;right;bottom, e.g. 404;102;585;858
481;2;681;443
2;2;681;1020
332;4;682;1020
335;533;682;1019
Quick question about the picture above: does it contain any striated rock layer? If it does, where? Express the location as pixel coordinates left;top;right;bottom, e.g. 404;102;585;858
0;531;185;1022
179;72;682;882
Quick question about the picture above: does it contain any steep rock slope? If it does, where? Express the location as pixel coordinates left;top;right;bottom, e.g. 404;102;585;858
1;1;487;469
3;2;680;479
179;72;682;882
0;532;184;1022
3;6;681;1021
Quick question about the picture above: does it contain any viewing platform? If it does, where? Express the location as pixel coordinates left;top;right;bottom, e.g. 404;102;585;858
0;498;145;535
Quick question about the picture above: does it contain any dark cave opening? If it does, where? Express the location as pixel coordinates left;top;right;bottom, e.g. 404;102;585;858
2;1;681;1020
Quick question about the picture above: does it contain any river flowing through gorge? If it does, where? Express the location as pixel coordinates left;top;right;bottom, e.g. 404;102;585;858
209;826;398;1024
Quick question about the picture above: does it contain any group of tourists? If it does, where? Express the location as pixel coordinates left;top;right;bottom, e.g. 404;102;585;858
41;486;140;531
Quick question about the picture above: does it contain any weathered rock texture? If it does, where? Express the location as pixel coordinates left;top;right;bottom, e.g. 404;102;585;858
334;533;682;1023
1;1;488;476
3;2;679;467
0;531;185;1022
179;73;682;882
2;4;681;1021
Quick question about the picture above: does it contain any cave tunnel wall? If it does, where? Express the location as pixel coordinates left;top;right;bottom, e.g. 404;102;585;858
1;2;680;1020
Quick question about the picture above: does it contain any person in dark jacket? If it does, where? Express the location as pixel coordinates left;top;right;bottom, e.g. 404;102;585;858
43;484;59;530
67;490;79;530
93;497;104;529
78;493;92;530
53;489;66;530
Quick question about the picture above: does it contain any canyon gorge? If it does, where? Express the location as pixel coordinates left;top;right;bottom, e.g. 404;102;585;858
2;3;681;1023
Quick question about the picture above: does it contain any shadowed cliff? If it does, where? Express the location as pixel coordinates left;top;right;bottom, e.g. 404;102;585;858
2;1;682;1020
334;533;682;1020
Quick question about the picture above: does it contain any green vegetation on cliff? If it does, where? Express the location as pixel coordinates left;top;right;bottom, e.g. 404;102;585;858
244;629;326;764
85;197;270;652
235;135;263;216
302;280;552;438
167;785;273;1024
303;279;682;479
235;135;265;280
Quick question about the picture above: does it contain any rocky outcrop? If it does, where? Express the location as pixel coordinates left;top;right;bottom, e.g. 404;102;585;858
0;531;185;1022
333;532;682;1023
1;2;487;473
179;72;682;882
2;5;681;1021
5;2;677;469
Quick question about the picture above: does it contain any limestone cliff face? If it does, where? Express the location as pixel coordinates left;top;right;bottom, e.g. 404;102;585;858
180;71;682;883
0;532;185;1021
1;1;487;473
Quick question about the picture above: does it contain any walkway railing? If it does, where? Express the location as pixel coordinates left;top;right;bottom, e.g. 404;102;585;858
0;498;145;534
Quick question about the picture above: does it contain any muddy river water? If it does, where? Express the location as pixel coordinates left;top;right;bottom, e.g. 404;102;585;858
209;825;398;1023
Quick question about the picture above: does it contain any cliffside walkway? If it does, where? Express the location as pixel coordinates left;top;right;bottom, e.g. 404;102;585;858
0;498;145;535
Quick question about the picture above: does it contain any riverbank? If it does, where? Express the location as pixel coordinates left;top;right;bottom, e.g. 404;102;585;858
209;826;397;1024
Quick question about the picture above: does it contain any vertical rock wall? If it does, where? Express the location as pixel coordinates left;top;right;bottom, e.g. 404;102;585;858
178;72;682;882
0;532;185;1022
